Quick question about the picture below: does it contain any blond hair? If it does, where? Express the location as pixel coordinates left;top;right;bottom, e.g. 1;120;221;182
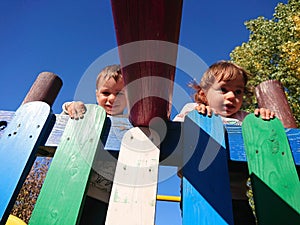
96;64;122;90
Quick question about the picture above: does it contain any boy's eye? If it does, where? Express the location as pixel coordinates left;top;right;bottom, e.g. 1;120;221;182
101;91;110;96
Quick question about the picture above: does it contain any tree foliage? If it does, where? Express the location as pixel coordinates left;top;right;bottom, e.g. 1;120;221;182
230;0;300;126
11;157;51;223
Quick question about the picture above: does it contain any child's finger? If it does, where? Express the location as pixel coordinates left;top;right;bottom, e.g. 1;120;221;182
69;107;77;119
206;106;213;117
195;104;206;115
72;102;86;120
254;108;260;116
270;111;275;118
260;108;269;120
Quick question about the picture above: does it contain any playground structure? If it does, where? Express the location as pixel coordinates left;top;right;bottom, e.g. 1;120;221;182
1;0;300;224
0;75;300;225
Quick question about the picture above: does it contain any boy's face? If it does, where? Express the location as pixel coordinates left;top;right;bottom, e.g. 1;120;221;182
202;75;245;117
96;77;126;115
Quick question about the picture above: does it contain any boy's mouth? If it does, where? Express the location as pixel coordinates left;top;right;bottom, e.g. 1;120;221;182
223;104;235;111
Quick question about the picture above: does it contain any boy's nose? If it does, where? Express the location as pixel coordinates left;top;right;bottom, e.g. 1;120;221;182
108;93;117;102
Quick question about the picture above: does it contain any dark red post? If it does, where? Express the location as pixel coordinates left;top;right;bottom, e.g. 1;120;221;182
255;80;297;128
22;72;63;107
111;0;183;126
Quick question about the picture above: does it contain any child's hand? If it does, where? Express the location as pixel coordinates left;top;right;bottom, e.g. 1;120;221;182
254;108;275;120
195;104;214;117
66;101;86;120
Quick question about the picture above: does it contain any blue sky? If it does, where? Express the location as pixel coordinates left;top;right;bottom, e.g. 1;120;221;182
0;0;287;224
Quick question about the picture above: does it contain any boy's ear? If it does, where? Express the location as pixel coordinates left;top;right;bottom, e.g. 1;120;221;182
95;90;100;105
198;90;208;104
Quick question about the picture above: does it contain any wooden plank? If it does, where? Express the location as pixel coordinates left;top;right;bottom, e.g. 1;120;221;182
182;110;233;225
183;177;228;225
0;102;54;225
1;110;300;166
225;124;300;164
29;104;106;225
105;127;160;225
242;114;300;224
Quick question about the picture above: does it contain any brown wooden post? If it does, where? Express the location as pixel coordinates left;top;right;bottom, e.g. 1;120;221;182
111;0;183;127
22;72;63;107
255;80;297;128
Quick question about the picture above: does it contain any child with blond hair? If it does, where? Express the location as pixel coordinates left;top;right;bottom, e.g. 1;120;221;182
63;64;126;225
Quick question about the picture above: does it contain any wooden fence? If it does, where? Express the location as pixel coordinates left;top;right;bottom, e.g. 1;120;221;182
0;98;299;224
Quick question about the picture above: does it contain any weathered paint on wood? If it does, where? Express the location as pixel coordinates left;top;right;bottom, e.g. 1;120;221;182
29;105;106;225
183;177;228;225
242;114;300;224
46;120;300;166
182;111;233;225
105;127;160;225
0;107;300;223
225;124;300;164
1;110;300;166
0;102;54;225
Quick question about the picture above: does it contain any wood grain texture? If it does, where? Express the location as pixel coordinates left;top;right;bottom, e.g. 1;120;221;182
183;177;228;225
1;110;300;166
29;105;106;225
111;0;183;126
225;124;300;164
255;80;297;128
105;127;160;225
22;72;62;107
182;110;233;225
0;102;54;225
242;114;300;224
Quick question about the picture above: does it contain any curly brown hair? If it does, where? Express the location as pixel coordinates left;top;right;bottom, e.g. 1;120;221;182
190;60;250;104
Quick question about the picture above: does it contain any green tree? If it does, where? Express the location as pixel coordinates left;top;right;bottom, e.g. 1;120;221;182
230;0;300;126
